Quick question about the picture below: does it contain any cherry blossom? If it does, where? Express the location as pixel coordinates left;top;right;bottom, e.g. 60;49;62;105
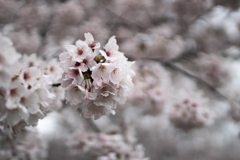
60;33;135;119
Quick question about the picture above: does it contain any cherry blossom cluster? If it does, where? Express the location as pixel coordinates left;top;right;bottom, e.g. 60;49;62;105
194;53;230;88
128;60;171;115
20;54;65;110
60;33;135;119
121;25;186;61
0;128;48;160
168;90;213;130
0;34;64;133
67;127;149;160
97;144;149;160
16;130;48;160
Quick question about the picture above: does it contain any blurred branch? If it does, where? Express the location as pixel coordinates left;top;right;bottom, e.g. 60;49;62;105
82;117;101;133
52;83;61;87
57;103;101;133
176;5;215;35
77;108;101;133
37;13;54;55
102;6;144;31
190;5;215;25
102;2;177;33
169;50;197;63
143;58;230;103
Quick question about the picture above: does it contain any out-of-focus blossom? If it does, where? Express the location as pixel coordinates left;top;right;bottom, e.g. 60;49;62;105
168;90;213;130
67;127;149;160
0;35;64;133
128;60;171;115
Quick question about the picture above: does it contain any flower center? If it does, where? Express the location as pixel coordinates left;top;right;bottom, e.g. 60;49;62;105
10;88;18;96
29;61;34;67
50;66;55;72
113;68;119;74
20;97;26;104
24;72;31;80
75;62;81;67
12;75;18;81
73;69;79;75
100;65;106;72
77;48;83;55
106;51;111;57
83;59;88;64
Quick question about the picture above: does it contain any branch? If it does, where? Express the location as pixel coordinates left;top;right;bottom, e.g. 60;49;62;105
169;50;197;63
77;108;101;133
52;83;61;87
190;5;215;25
143;58;230;102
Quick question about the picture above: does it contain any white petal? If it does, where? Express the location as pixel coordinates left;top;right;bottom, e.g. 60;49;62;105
65;45;76;53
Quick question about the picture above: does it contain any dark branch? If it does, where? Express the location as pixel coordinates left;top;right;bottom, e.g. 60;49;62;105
52;83;61;87
77;108;101;133
143;58;230;102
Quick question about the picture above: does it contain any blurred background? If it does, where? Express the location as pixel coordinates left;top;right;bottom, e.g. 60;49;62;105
1;0;240;160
